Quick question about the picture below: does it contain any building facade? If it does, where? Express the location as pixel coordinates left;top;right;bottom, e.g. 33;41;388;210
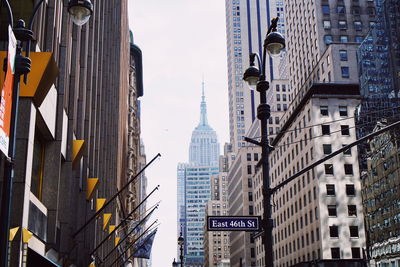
177;88;220;266
227;146;260;267
0;0;147;266
361;121;400;266
225;0;288;153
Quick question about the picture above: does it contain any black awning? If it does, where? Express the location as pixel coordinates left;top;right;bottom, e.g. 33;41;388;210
27;248;61;267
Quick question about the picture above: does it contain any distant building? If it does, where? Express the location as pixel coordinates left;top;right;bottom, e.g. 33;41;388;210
177;85;220;266
204;172;231;267
361;121;400;266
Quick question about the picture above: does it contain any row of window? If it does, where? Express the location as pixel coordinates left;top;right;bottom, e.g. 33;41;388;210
324;34;365;44
324;163;354;175
322;4;375;16
329;225;359;238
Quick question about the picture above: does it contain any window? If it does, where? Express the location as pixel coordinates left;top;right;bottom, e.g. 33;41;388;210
338;20;347;29
331;248;340;259
349;226;359;238
322;5;330;15
248;192;253;201
337;6;346;14
355;36;364;43
247;153;252;161
320;106;328;116
339;106;348;116
329;225;339;238
254;153;259;161
326;184;335;196
340;35;348;43
367;7;375;16
344;164;353;175
325;164;334;175
346;184;355;196
339;50;348;61
328;205;337;216
323;20;331;29
348;205;357;216
323;144;332;155
247;165;252;174
352;6;361;15
343;145;352;156
354;21;362;31
341;125;350;135
31;133;46;201
351;247;361;258
322;125;330;135
324;35;333;44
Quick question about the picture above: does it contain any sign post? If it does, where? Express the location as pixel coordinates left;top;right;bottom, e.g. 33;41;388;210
207;216;261;231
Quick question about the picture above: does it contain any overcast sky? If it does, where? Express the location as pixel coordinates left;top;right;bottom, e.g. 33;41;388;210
128;1;229;265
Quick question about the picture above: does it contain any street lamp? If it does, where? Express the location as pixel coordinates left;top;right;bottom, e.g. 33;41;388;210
172;258;178;267
243;17;285;267
0;1;93;266
178;231;184;267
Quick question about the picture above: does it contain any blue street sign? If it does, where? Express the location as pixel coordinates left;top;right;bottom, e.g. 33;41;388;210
207;216;261;231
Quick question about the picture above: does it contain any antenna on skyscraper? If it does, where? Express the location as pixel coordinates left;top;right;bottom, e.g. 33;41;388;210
202;74;205;101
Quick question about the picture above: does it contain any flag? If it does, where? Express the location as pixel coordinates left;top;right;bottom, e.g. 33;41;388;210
132;229;157;259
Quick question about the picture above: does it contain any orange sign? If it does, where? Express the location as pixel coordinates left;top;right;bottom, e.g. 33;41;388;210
0;26;16;156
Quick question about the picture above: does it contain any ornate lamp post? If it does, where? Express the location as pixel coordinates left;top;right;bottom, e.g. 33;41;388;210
0;1;93;266
178;231;184;267
243;17;285;267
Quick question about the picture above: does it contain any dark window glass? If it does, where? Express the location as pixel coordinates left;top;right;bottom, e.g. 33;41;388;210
351;247;361;258
247;165;252;174
324;35;333;44
341;66;350;78
325;164;334;175
331;248;340;259
323;144;332;155
326;184;335;196
344;164;353;175
328;205;337;216
339;50;348;61
346;184;355;196
339;106;348;116
254;153;259;161
338;20;347;29
329;226;339;237
337;6;346;14
354;21;362;31
340;35;349;43
322;125;330;135
320;106;329;116
348;205;357;216
341;125;350;135
343;145;352;156
322;5;330;15
350;226;359;238
247;153;252;161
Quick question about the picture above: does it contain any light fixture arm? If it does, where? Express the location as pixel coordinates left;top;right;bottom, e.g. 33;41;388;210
1;0;14;27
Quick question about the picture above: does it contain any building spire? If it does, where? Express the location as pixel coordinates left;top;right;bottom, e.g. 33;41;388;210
199;79;208;126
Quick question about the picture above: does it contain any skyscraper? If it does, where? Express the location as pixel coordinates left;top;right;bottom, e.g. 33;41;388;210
225;0;287;153
251;0;375;265
177;85;220;266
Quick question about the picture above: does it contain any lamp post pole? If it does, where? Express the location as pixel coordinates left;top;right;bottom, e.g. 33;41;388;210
243;18;285;267
178;231;184;267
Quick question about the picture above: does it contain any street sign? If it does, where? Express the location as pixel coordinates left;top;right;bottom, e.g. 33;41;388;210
207;216;261;231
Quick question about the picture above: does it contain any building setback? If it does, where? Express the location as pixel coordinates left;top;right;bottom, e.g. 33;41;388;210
0;0;147;266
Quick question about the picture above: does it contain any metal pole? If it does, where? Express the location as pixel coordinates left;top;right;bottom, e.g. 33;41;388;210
179;242;183;267
72;153;161;238
0;45;23;267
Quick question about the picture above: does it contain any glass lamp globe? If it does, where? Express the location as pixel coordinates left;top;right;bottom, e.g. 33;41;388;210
68;0;93;26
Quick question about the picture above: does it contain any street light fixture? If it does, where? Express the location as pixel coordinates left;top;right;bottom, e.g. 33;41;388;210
178;231;184;267
0;0;92;266
243;17;285;267
68;0;94;26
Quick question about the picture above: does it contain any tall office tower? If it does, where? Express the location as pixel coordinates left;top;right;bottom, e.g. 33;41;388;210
189;85;220;166
356;0;400;171
225;0;287;153
177;88;220;266
227;146;261;267
361;121;400;266
356;0;400;265
0;0;137;266
251;0;378;265
204;172;230;266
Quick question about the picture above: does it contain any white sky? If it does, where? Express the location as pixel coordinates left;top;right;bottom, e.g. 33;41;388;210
128;1;229;265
